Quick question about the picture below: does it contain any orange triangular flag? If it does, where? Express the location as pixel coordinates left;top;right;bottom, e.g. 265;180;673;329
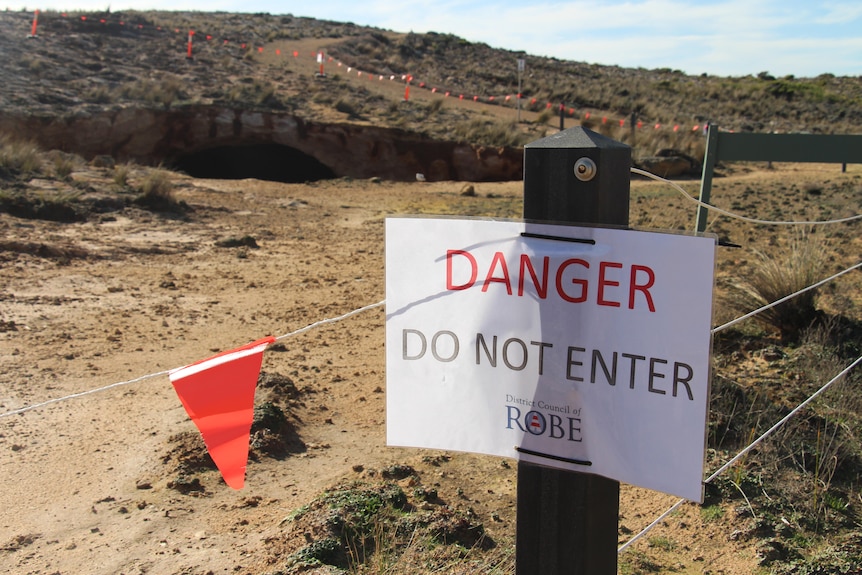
169;336;276;489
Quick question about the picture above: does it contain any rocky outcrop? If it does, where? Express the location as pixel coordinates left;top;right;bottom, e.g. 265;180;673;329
636;148;701;178
0;106;523;182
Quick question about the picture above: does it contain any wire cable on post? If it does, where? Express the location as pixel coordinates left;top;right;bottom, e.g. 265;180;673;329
712;262;862;334
631;167;862;226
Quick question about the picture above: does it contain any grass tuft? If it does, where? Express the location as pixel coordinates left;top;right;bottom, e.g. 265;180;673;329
722;230;827;342
0;134;43;177
134;169;183;212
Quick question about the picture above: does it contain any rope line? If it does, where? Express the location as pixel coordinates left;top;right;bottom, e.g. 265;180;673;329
618;355;862;553
631;167;862;226
712;261;862;334
0;300;386;419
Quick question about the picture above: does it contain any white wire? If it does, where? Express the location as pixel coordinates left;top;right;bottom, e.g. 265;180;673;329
0;370;171;418
619;355;861;553
631;167;862;226
274;300;385;341
704;355;861;484
0;300;386;419
712;261;862;334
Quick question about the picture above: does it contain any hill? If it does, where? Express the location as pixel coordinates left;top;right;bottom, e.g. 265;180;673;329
0;8;860;178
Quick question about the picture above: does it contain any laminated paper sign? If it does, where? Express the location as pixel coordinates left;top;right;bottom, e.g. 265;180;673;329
385;217;716;502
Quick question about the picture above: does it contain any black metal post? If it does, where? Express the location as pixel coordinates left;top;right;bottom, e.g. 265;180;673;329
517;126;630;575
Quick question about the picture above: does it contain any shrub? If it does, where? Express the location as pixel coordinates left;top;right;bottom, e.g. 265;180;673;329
335;98;359;117
118;76;187;109
535;108;554;125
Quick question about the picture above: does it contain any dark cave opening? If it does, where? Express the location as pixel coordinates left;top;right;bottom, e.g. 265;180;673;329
171;143;336;183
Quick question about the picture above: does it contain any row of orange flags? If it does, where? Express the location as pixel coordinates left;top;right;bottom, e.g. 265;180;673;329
25;9;710;133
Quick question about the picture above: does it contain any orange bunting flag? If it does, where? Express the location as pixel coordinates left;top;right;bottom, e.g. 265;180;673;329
169;336;276;489
29;9;38;37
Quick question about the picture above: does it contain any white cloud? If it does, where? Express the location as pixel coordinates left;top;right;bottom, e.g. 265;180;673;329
814;1;862;24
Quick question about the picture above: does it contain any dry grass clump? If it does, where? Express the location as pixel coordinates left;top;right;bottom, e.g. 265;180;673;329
134;169;184;212
722;230;828;342
113;163;132;187
0;133;42;177
46;151;82;181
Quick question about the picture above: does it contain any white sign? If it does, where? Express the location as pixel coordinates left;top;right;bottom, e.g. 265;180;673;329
385;217;716;502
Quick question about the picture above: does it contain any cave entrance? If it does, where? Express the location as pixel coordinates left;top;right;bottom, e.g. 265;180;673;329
171;143;336;183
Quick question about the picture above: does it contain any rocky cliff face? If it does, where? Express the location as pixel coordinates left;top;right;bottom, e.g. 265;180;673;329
0;106;523;182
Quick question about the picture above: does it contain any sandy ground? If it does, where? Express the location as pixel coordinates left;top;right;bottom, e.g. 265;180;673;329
4;164;858;574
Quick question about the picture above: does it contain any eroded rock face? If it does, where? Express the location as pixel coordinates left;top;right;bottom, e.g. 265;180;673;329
0;106;523;182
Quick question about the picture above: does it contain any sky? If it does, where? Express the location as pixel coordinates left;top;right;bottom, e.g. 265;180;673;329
12;0;862;77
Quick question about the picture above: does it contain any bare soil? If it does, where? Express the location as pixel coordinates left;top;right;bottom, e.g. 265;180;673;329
0;161;860;575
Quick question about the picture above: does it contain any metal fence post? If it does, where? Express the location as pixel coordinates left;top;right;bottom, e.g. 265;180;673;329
517;126;630;574
695;123;719;233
